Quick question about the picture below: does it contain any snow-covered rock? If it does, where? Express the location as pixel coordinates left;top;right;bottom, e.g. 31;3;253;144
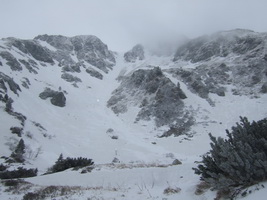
0;29;267;200
107;66;193;136
124;44;145;62
35;34;116;73
172;29;267;97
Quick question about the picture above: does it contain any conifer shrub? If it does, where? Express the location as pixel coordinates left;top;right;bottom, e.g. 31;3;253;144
193;117;267;192
48;154;94;173
0;167;37;179
2;179;29;187
23;185;83;200
0;164;7;171
10;139;26;163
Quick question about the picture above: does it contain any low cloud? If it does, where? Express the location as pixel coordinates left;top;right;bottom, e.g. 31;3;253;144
1;0;267;51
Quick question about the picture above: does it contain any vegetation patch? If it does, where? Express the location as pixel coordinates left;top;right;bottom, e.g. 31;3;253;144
47;154;94;174
194;117;267;198
0;167;38;179
22;185;84;200
163;186;181;195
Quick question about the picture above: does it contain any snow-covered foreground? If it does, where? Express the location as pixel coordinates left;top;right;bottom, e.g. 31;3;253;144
1;49;267;199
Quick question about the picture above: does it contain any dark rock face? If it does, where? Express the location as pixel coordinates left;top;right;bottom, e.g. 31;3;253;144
10;127;23;137
85;68;103;80
170;63;228;100
124;44;145;62
21;77;31;89
0;79;7;94
61;73;82;83
173;29;265;63
0;51;22;71
19;59;38;74
62;63;81;73
107;67;193;134
35;34;116;73
72;36;116;73
233;36;263;56
172;29;267;97
0;34;115;89
0;72;21;95
191;80;209;98
261;82;267;93
7;38;54;64
35;35;73;51
39;88;66;107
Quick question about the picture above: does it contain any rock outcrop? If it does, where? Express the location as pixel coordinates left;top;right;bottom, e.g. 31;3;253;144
124;44;145;62
39;88;66;107
107;67;193;136
35;34;116;73
172;29;267;97
0;72;21;95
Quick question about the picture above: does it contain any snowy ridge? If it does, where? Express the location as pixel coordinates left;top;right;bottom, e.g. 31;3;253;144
0;30;267;199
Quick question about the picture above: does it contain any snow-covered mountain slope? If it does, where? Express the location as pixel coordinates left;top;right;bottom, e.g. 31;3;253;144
0;30;267;199
173;29;267;97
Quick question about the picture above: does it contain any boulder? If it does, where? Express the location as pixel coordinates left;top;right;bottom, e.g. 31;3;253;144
39;88;66;107
172;159;182;165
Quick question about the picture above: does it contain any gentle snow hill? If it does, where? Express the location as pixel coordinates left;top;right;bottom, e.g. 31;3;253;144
0;29;267;199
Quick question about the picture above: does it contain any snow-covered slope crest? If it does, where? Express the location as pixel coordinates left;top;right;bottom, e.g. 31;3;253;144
1;34;116;75
172;29;267;97
35;34;116;73
173;29;267;63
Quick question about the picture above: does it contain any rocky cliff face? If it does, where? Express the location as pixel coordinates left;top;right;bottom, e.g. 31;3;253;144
172;29;267;98
0;34;117;144
107;67;193;136
173;29;266;63
124;44;145;62
0;34;116;99
0;34;115;78
35;35;116;73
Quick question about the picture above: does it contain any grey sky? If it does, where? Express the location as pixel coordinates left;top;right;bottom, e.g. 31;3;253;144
1;0;267;52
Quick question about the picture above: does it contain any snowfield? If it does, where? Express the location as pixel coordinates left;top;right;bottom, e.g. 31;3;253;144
1;32;267;199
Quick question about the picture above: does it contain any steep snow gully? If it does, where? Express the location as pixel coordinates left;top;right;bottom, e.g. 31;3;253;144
0;29;267;199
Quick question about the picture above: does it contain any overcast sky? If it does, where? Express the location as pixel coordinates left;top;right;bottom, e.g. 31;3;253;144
1;0;267;52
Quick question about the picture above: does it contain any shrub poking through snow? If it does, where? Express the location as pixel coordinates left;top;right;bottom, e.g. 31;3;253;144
48;154;94;173
10;139;26;163
0;164;7;171
0;167;37;179
193;117;267;194
163;186;181;195
23;185;84;200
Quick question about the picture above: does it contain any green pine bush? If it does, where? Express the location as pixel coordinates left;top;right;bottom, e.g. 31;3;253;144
193;117;267;191
10;139;26;163
0;167;37;179
48;154;94;173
